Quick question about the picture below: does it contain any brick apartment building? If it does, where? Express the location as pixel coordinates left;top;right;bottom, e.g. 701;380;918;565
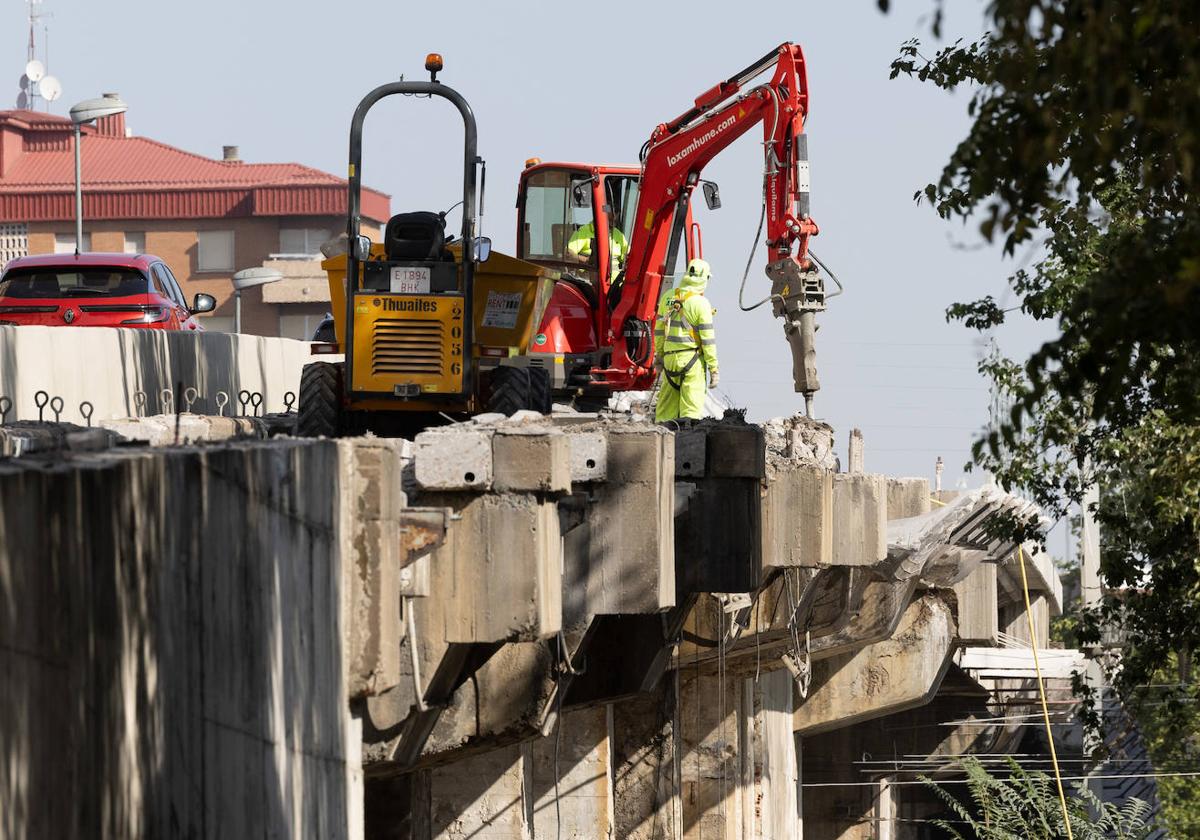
0;103;388;337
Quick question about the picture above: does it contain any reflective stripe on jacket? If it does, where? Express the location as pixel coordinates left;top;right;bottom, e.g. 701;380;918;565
654;280;717;373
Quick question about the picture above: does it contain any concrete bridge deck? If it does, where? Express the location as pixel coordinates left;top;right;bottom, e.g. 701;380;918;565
0;326;1069;840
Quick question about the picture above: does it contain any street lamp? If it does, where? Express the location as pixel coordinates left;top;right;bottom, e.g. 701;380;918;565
69;95;128;255
231;267;283;333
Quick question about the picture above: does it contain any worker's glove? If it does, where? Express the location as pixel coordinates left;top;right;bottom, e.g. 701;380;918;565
708;368;720;388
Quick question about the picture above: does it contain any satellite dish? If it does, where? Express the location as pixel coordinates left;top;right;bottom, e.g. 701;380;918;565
19;74;29;90
24;60;45;83
39;76;61;102
16;91;28;109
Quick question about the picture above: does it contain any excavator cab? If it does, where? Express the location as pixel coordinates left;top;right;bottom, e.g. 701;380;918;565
516;161;702;397
296;56;559;437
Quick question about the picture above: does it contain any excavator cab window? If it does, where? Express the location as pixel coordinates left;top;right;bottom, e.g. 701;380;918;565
604;175;639;268
520;168;598;282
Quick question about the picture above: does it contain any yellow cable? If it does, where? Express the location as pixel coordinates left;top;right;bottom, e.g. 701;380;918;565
1017;544;1074;839
930;495;948;507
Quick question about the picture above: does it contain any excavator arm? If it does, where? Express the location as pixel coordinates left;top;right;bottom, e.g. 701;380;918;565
602;43;826;413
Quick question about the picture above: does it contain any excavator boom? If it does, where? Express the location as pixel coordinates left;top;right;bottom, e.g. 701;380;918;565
598;43;826;411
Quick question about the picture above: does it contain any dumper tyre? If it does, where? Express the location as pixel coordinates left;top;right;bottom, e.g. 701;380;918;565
296;361;344;438
528;366;552;415
485;366;531;417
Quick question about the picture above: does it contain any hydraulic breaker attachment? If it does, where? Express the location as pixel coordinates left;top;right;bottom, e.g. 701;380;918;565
766;258;826;417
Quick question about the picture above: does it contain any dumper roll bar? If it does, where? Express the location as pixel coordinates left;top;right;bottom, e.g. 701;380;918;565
345;80;480;402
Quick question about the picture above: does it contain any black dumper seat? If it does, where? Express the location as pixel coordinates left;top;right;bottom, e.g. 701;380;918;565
384;211;451;262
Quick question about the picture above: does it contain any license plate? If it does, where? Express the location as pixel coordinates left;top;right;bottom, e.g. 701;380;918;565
390;266;431;293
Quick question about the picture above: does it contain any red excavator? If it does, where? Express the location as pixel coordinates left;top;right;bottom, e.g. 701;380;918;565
516;43;833;416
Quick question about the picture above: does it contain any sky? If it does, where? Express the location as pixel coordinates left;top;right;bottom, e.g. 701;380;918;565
3;0;1057;491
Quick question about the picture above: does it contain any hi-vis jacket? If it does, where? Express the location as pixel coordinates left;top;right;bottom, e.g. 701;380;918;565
654;263;718;375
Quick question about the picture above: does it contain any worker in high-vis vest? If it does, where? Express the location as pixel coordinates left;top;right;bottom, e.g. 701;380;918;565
567;222;630;274
654;258;719;421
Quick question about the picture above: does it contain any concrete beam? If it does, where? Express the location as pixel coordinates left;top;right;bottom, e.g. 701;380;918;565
676;475;762;595
340;439;407;699
492;427;571;493
953;563;999;645
831;473;888;567
886;477;931;520
575;425;676;615
414;428;493;491
794;595;956;736
761;466;833;571
424;491;562;643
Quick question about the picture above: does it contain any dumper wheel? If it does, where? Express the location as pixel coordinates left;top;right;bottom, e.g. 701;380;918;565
296;361;344;437
528;367;552;415
485;366;531;417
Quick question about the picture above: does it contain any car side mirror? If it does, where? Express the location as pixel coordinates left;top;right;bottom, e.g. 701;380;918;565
571;184;590;208
191;293;216;314
702;181;722;210
473;236;492;263
352;234;373;261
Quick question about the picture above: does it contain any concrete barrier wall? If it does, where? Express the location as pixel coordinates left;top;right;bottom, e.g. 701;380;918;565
0;440;354;840
0;325;311;424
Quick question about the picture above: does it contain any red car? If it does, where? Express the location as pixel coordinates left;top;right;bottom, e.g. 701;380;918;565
0;252;215;330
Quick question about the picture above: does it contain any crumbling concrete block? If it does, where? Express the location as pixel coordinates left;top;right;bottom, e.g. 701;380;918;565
98;414;264;446
0;422;121;456
831;473;888;567
413;427;492;491
564;430;607;483
762;466;833;570
492;427;571;493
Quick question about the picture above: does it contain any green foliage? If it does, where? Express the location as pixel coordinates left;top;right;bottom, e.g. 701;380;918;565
886;2;1200;833
923;757;1151;839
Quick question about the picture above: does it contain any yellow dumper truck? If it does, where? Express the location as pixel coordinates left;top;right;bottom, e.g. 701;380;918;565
297;55;558;438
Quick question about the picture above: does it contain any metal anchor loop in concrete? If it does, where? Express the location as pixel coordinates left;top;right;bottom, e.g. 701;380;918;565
238;390;251;415
183;386;199;413
48;396;63;422
250;391;263;417
159;388;174;414
215;391;230;416
79;401;94;428
33;389;48;421
283;391;296;414
132;390;146;416
0;396;11;425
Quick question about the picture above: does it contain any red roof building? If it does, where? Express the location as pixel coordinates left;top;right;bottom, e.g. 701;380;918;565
0;102;389;336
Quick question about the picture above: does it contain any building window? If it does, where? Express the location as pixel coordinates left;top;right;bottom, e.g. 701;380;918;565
277;228;332;258
197;230;234;272
53;232;91;254
199;315;235;333
124;232;146;255
0;223;28;269
279;312;327;341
